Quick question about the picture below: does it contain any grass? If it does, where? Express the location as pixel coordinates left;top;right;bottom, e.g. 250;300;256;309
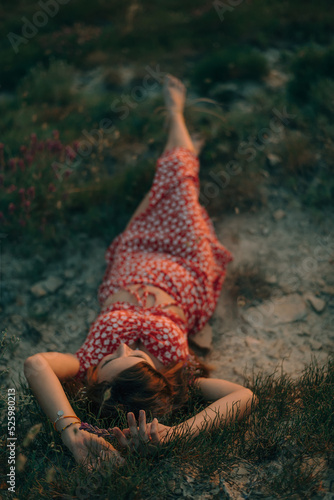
0;330;333;498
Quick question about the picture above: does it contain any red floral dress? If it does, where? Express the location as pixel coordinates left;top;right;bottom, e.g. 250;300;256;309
74;147;233;380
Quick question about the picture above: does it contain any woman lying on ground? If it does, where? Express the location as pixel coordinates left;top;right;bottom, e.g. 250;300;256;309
24;74;258;471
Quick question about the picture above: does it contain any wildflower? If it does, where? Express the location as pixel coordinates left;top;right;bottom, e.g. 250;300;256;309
30;133;37;143
37;141;45;151
27;186;36;199
18;159;25;172
65;145;77;160
0;212;5;223
73;140;80;152
64;169;71;179
48;183;56;192
24;200;31;211
19;218;26;227
25;154;34;166
52;130;60;140
0;143;4;150
9;203;16;214
8;158;17;172
18;188;25;201
20;145;27;154
7;184;17;193
0;174;4;186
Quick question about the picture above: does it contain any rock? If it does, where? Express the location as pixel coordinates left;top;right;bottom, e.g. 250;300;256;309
304;293;326;313
308;339;322;351
265;274;277;284
261;226;270;236
30;282;47;297
63;269;76;279
323;286;334;295
273;209;286;221
43;276;64;293
267;153;282;167
245;336;261;349
30;276;64;296
263;69;289;89
242;294;307;328
63;286;77;298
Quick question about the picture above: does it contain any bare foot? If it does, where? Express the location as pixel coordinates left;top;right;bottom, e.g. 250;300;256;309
190;132;206;156
162;74;186;116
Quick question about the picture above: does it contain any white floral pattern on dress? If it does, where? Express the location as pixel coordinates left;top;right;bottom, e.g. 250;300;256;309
74;147;233;380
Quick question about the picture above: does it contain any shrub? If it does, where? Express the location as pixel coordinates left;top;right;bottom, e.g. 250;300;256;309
192;46;270;94
16;59;79;106
0;131;80;240
286;44;334;105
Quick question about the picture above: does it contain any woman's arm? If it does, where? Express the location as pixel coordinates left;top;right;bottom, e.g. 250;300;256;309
23;355;123;469
172;377;258;439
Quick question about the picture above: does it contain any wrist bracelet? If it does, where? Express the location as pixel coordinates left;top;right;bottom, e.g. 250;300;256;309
54;415;81;431
60;421;82;434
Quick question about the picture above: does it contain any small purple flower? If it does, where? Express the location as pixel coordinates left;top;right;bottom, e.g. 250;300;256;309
8;203;16;214
24;200;31;211
30;133;37;143
18;188;25;201
20;145;27;154
25;154;34;166
52;130;60;140
18;159;25;172
27;186;36;200
37;141;45;151
65;145;77;160
48;183;56;193
8;158;17;172
0;143;4;150
7;184;17;193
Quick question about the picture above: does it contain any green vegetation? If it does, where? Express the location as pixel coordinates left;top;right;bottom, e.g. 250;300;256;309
0;331;332;498
0;1;333;496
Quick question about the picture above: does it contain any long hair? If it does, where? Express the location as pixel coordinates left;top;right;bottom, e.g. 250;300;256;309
62;350;212;421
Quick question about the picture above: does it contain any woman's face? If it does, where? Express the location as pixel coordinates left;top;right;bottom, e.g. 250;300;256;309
90;343;156;383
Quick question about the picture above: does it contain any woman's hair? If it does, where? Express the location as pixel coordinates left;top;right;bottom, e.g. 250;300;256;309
63;350;212;421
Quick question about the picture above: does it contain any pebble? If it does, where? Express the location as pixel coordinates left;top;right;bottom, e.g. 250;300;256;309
266;153;282;167
63;269;76;279
30;282;47;297
30;276;64;297
304;293;326;313
273;209;286;221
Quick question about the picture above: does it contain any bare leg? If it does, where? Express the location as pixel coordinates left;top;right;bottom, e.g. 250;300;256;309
126;75;205;229
162;74;202;155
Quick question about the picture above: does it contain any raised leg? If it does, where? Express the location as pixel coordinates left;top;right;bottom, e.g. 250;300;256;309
125;75;205;230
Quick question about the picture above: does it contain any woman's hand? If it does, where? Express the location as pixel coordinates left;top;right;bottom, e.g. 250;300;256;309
61;425;125;472
112;410;173;455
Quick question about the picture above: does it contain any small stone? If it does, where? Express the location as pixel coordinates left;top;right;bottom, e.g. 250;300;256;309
265;274;277;284
261;226;270;236
273;209;286;221
64;269;76;279
245;336;261;349
30;282;47;297
308;339;322;351
43;276;64;293
63;286;77;298
267;153;282;167
304;293;326;313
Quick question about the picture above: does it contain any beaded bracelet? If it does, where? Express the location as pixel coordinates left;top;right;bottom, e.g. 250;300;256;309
59;421;82;434
53;415;81;431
